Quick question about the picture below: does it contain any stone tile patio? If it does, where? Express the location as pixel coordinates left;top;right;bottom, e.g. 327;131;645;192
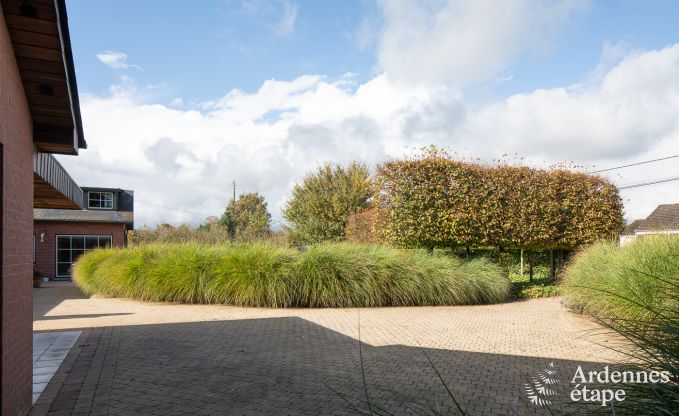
31;282;627;415
33;331;82;404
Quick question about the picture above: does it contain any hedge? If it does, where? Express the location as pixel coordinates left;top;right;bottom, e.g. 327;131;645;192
375;149;624;250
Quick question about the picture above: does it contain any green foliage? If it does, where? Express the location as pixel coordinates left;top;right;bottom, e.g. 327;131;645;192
561;236;679;415
217;210;235;234
73;243;510;307
284;162;373;245
562;236;679;322
376;147;624;250
221;192;272;240
128;223;233;246
510;273;559;298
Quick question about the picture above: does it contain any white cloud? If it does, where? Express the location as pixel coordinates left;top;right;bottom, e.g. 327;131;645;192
458;44;679;162
69;0;679;227
239;0;267;15
58;73;434;226
60;43;679;226
353;16;381;50
275;0;298;36
96;50;140;70
375;0;588;86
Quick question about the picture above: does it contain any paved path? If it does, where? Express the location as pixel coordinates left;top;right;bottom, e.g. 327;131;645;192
32;282;625;415
33;331;81;404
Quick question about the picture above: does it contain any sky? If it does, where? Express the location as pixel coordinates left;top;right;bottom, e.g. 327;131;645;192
58;0;679;227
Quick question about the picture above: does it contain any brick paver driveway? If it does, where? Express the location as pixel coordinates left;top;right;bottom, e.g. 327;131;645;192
32;283;624;416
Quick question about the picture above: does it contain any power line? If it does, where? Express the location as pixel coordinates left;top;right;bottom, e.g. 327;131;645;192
135;199;287;225
590;154;679;173
618;175;679;190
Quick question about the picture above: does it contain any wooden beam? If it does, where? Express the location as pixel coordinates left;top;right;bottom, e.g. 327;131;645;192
4;13;56;35
7;29;59;49
15;56;65;75
12;43;62;62
2;0;57;21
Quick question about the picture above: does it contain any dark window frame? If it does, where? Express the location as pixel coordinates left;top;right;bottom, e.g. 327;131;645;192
88;191;114;210
55;235;112;278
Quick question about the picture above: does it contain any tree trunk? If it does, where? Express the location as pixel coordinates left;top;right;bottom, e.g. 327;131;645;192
466;246;471;257
549;250;556;279
520;249;524;276
529;252;534;283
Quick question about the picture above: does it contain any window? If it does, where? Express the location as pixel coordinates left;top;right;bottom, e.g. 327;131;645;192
56;235;112;277
88;191;114;209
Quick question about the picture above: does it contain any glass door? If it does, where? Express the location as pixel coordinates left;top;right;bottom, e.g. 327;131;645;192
56;235;112;278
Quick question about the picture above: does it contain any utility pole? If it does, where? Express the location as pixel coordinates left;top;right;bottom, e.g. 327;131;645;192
232;180;236;203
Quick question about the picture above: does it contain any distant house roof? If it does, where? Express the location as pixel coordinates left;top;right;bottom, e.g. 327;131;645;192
34;209;133;225
622;219;645;235
637;203;679;231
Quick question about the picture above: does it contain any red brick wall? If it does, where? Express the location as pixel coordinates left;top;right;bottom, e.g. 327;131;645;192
1;8;36;416
33;221;128;279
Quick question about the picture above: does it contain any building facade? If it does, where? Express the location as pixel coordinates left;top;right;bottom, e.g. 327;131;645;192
620;203;679;245
1;1;86;413
34;188;134;279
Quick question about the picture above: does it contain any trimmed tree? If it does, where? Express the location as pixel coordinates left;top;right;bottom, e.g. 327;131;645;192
376;148;624;253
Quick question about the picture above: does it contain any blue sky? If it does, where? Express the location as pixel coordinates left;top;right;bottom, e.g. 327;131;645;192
69;0;679;100
60;0;679;226
70;0;378;101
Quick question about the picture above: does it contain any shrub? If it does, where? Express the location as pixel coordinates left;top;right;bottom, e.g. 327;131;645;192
128;224;233;246
376;147;624;250
562;237;679;321
344;208;386;244
561;236;679;415
509;273;559;298
73;243;510;307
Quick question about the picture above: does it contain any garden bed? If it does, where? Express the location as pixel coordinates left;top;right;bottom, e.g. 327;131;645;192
73;242;510;308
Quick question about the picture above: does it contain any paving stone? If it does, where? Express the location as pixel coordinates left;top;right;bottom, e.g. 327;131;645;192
31;282;630;415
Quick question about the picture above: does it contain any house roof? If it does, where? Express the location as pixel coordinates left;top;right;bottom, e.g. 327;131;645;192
622;219;645;236
637;203;679;231
2;0;86;155
34;209;133;225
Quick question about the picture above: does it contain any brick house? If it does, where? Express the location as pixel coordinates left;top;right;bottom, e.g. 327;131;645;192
34;187;134;280
1;0;86;413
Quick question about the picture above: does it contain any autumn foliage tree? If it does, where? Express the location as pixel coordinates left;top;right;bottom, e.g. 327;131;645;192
344;207;386;244
220;192;272;240
284;162;373;244
375;148;624;252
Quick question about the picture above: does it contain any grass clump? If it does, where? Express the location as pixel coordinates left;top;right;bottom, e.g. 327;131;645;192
73;242;509;307
562;236;679;320
561;236;679;415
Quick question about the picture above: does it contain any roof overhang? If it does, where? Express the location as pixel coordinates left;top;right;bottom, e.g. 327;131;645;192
2;0;86;155
34;208;134;227
33;152;83;209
